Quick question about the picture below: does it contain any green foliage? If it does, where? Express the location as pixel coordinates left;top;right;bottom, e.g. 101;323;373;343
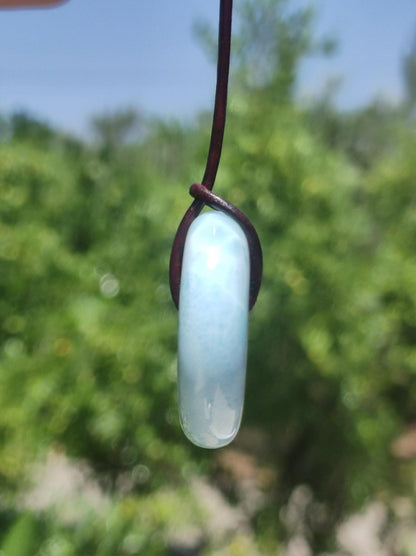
403;30;416;112
0;489;204;556
1;0;416;552
223;94;407;515
0;137;190;480
1;513;42;556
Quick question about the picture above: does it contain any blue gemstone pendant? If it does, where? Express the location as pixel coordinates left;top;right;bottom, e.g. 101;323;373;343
178;211;250;448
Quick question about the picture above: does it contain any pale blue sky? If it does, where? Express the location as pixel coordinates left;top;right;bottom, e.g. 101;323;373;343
1;0;415;135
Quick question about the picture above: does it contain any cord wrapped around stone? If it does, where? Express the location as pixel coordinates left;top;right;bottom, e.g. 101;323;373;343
169;0;262;311
169;183;262;311
169;0;263;448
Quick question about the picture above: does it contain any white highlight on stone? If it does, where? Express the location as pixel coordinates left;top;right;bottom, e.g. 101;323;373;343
178;210;250;448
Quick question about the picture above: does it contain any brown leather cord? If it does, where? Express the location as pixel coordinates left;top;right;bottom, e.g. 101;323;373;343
169;0;262;310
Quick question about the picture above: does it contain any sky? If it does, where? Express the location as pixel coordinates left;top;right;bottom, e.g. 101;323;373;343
0;0;415;136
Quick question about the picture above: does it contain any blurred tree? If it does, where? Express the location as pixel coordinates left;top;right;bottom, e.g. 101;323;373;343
232;0;336;99
305;98;401;169
91;108;144;158
10;112;55;145
403;29;416;113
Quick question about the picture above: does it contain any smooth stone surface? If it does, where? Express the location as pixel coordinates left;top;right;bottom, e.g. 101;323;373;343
178;211;250;449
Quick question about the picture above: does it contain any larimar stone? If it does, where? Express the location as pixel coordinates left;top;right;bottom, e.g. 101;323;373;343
178;210;250;448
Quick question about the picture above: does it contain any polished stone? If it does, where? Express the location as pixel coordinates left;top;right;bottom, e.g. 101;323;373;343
178;210;250;448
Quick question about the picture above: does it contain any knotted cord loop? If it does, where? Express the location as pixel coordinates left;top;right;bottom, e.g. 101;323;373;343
169;0;262;311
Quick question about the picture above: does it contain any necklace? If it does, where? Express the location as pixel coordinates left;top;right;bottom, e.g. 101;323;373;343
169;0;263;448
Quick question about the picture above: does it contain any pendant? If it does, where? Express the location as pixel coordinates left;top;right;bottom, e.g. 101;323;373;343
178;210;250;449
